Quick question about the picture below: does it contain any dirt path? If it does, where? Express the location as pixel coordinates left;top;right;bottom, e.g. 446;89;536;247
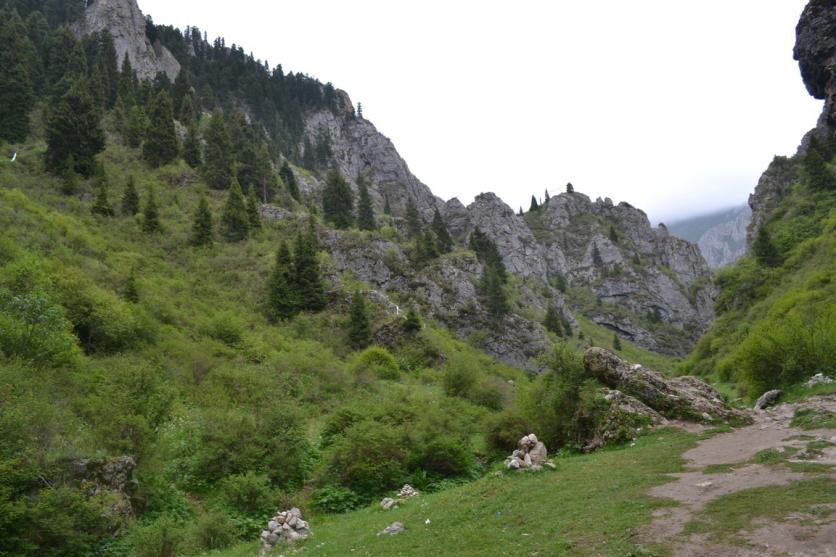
641;395;836;556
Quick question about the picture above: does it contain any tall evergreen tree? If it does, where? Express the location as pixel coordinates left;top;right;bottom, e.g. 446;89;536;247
415;229;439;266
117;52;137;106
322;168;354;229
356;175;376;231
566;182;574;193
403;306;421;333
544;304;563;336
122;175;140;216
60;156;79;195
431;208;453;253
246;186;262;231
45;82;105;177
280;161;300;202
142;185;162;233
293;230;326;311
592;244;603;267
221;179;250;242
383;194;392;216
143;89;178;167
45;26;76;95
183;123;202;168
0;11;36;142
191;196;214;247
172;68;193;118
125;105;147;148
91;164;114;217
203;108;234;189
544;189;550;204
481;265;508;319
529;195;539;212
347;291;371;349
267;241;297;321
469;228;507;282
179;94;198;127
612;334;622;351
405;197;422;238
608;224;619;243
96;30;119;108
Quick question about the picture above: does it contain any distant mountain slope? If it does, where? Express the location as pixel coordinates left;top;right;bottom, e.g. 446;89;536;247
669;205;751;268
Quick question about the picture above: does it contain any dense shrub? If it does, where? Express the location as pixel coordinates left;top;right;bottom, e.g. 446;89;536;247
216;472;276;517
350;346;399;379
0;289;80;367
122;515;185;557
310;485;364;514
442;352;479;398
409;435;473;477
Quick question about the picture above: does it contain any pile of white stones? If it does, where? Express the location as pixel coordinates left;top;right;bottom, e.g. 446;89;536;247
259;507;310;554
398;484;419;498
505;433;552;471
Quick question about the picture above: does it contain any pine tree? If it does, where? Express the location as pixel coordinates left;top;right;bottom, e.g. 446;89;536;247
221;179;250;242
608;224;619;243
469;228;507;282
405;198;422;238
544;304;563;336
519;206;524;216
118;52;137;106
481;265;508;319
142;185;162;233
246;186;262;231
121;175;140;215
179;94;198;127
293;230;326;311
280;162;300;202
347;291;371;349
403;306;421;333
191;196;214;247
561;316;573;338
143;89;178;167
91;164;114;217
612;334;622;351
302;136;316;170
415;230;439;266
172;68;193;118
183;123;202;168
60;156;79;195
322;168;354;229
45;82;105;177
529;195;539;212
566;183;574;193
431;208;453;253
204;108;234;189
97;30;119;108
632;253;641;266
592;244;603;266
383;195;392;216
125;105;147;148
356;175;376;231
267;241;298;321
0;12;35;142
804;140;835;191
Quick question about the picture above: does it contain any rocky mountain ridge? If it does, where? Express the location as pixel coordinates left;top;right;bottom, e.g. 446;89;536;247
87;0;717;365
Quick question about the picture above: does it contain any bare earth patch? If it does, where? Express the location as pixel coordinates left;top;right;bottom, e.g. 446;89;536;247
641;395;836;556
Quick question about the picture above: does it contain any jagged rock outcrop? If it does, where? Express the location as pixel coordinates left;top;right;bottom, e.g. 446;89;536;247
583;347;750;424
78;0;180;81
584;389;668;452
301;91;444;222
320;230;552;370
748;0;836;249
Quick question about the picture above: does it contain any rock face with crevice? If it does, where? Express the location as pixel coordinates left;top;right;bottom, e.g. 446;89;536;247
78;0;180;81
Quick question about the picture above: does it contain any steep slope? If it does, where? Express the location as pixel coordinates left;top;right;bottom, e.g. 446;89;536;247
684;0;836;397
669;205;751;268
77;0;180;81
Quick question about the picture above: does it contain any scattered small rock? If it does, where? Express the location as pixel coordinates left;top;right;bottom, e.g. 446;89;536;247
696;481;713;488
805;373;834;388
260;507;310;555
754;390;782;411
380;497;396;510
398;484;419;498
380;521;404;535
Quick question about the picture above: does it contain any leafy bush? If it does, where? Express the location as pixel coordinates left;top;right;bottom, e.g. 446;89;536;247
310;485;364;514
350;346;399;379
442;353;478;398
204;312;245;347
123;515;185;557
216;472;276;517
0;289;80;367
186;509;237;552
409;436;473;477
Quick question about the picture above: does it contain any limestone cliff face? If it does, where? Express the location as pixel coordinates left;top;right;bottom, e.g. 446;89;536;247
301;91;444;224
748;0;836;248
669;206;751;269
78;0;180;81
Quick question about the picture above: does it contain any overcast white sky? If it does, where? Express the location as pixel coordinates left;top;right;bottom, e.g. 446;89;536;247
142;0;821;223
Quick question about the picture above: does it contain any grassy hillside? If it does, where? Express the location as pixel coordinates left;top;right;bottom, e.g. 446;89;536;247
0;125;689;555
683;151;836;400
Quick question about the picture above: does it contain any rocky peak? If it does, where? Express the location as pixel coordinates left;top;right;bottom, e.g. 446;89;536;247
79;0;180;81
301;91;444;222
748;0;836;250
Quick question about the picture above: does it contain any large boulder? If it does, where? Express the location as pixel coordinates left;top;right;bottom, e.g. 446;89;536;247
584;389;668;452
583;347;750;424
